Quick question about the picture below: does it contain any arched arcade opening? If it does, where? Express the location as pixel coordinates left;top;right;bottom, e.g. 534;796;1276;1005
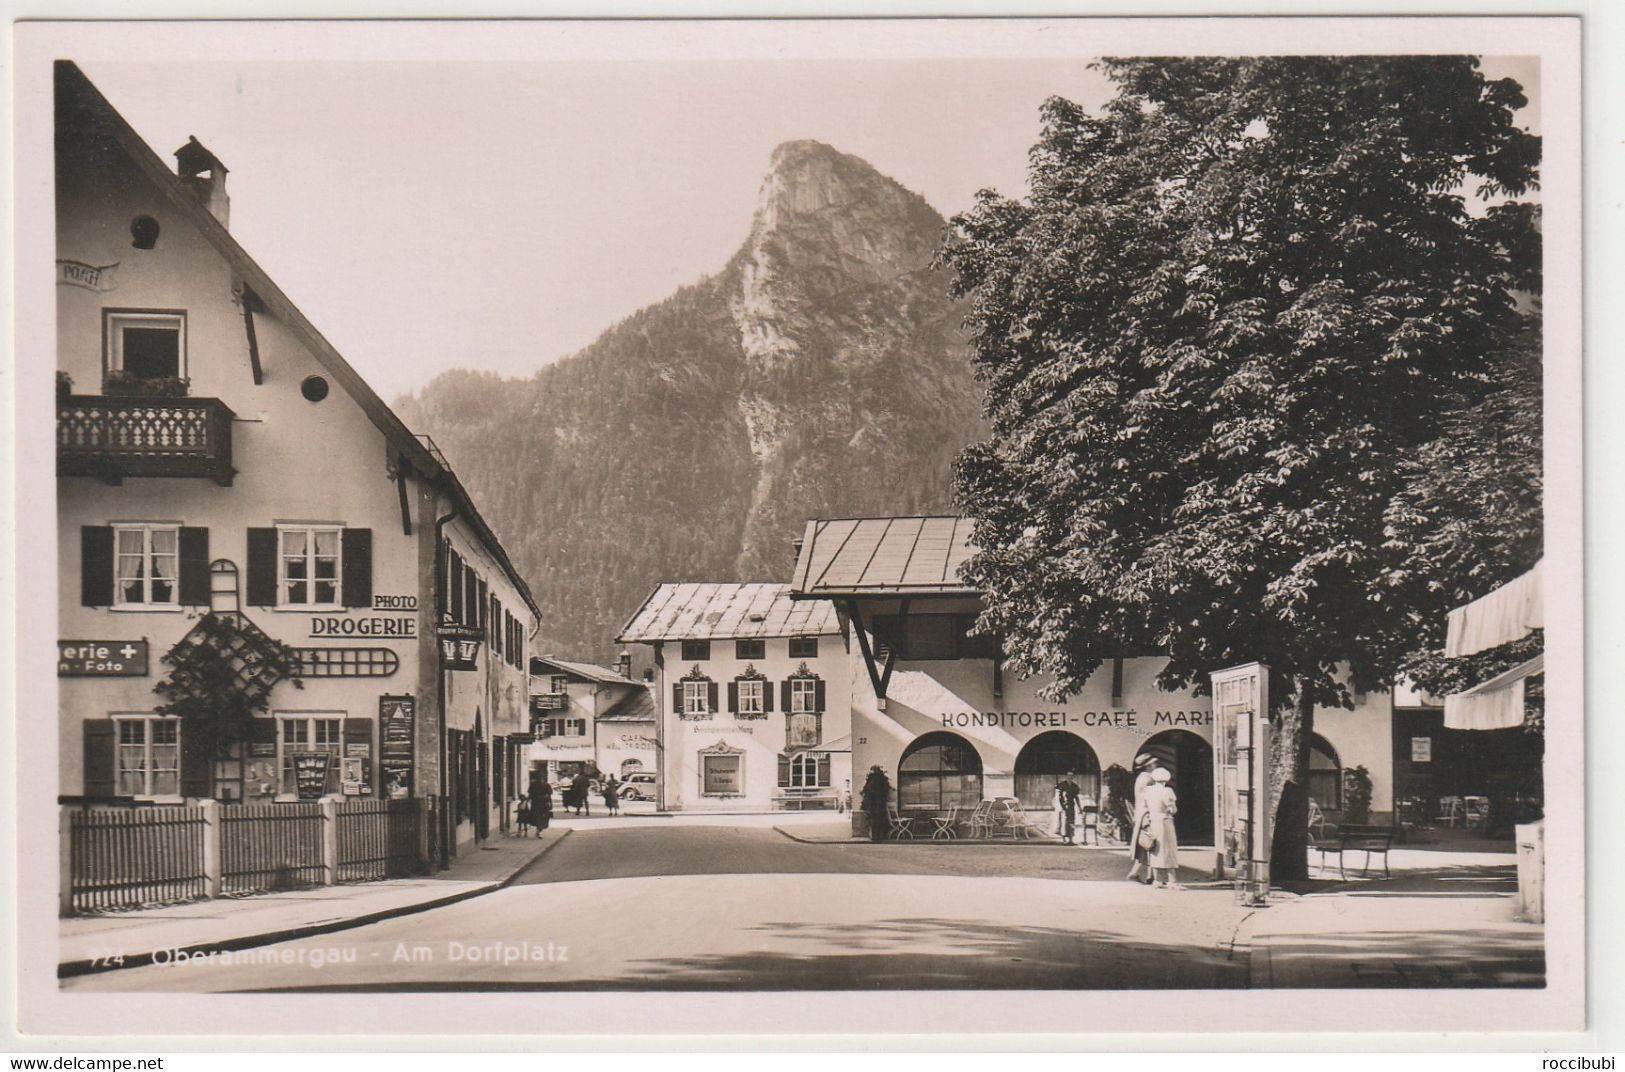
1013;731;1102;810
1140;729;1214;845
898;732;983;812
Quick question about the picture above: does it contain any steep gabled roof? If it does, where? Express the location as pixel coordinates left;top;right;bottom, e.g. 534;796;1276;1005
617;583;840;643
790;516;978;598
597;685;657;723
57;61;539;620
530;655;638;687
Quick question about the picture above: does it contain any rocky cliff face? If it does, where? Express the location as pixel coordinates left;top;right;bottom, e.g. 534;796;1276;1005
398;140;983;659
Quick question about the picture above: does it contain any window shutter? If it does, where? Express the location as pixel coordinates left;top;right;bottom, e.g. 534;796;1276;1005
492;597;503;654
342;528;373;608
246;527;278;606
817;752;832;787
450;553;464;623
177;527;210;605
781;681;792;712
762;681;774;712
83;721;116;797
180;722;210;798
777;754;791;788
706;681;719;713
815;679;827;712
248;716;278;748
477;578;488;634
673;683;683;714
80;526;114;606
464;570;478;628
727;681;739;714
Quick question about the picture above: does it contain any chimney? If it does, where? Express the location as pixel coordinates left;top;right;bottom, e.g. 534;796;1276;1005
616;650;633;680
174;136;230;229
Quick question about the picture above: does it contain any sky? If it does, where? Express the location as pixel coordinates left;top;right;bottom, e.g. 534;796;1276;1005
77;52;1539;402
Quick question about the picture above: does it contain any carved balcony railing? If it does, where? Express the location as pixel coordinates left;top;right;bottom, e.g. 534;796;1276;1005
58;395;236;485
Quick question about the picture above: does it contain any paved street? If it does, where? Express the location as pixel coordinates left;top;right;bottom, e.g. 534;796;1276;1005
63;824;1246;992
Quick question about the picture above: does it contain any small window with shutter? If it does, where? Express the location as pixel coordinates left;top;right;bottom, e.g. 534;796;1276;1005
110;524;180;608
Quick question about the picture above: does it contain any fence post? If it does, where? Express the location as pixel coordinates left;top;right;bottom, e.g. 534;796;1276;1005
321;797;339;886
59;807;75;917
419;797;433;873
200;799;221;898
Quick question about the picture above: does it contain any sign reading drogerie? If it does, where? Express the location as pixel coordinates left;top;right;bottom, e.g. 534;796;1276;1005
59;640;148;676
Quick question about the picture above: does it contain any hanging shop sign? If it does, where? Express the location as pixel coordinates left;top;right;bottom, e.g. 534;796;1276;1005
438;622;483;670
58;640;149;677
380;694;415;799
507;732;536;745
293;751;332;801
531;693;568;712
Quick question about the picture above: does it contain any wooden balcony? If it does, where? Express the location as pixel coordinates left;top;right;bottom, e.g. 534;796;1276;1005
58;395;236;485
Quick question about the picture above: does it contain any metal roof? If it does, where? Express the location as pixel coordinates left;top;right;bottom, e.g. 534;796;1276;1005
617;583;841;643
530;655;638;686
597;685;658;723
790;517;979;598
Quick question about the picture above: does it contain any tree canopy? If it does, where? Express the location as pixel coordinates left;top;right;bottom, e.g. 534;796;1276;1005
939;56;1541;877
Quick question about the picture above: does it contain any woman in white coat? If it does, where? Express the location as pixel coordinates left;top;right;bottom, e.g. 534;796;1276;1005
1142;767;1182;889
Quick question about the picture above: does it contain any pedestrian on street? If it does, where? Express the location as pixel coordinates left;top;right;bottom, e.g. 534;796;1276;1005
533;776;553;835
1127;754;1160;883
571;772;592;817
1143;766;1182;889
516;792;534;836
602;776;620;816
1049;783;1065;838
860;765;892;843
1056;773;1081;845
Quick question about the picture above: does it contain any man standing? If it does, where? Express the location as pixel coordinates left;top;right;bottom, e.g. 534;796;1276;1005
860;765;892;843
1126;754;1160;883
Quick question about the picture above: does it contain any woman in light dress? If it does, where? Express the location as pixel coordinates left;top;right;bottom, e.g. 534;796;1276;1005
1141;767;1182;889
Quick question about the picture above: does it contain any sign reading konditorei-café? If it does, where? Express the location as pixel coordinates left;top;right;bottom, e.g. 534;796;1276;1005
58;639;148;676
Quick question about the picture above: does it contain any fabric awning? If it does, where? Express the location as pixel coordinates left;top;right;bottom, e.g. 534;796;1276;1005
1445;559;1544;658
1443;653;1544;730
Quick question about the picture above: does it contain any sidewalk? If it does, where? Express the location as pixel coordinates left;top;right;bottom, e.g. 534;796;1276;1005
1237;851;1544;988
59;827;569;978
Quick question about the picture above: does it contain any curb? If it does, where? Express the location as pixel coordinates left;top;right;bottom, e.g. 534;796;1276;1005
57;828;572;979
772;825;865;844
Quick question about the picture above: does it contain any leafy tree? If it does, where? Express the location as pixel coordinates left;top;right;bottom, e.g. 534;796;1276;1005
940;57;1540;879
1385;317;1544;732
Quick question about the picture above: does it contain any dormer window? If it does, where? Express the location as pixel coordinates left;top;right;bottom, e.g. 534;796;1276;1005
105;310;186;385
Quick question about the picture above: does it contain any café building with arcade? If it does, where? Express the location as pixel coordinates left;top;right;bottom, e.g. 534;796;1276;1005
789;517;1395;843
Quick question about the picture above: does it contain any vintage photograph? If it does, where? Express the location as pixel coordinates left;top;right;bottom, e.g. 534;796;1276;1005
13;16;1583;1038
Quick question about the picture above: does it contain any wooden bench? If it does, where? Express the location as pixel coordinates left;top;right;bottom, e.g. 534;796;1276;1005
1311;824;1395;880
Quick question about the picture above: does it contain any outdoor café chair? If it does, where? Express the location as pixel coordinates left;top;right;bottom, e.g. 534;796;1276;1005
887;803;917;840
1080;804;1101;845
1435;796;1463;828
993;798;1031;840
931;804;961;840
966;799;995;839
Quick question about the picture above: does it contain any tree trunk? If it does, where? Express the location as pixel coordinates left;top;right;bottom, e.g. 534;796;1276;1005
1268;677;1316;883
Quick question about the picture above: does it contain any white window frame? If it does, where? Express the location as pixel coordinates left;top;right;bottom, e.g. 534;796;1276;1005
700;752;744;797
550;675;569;695
545;717;587;739
105;310;187;381
276;524;344;610
737;678;765;716
790;677;819;714
275;713;343;800
111;523;182;610
682;680;711;716
789;751;823;789
112;714;182;800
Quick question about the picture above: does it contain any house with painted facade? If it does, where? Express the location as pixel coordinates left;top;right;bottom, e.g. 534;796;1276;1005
789;517;1396;844
524;654;648;786
54;61;538;860
618;584;851;812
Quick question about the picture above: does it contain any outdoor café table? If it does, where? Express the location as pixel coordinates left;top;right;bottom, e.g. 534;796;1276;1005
990;797;1032;840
